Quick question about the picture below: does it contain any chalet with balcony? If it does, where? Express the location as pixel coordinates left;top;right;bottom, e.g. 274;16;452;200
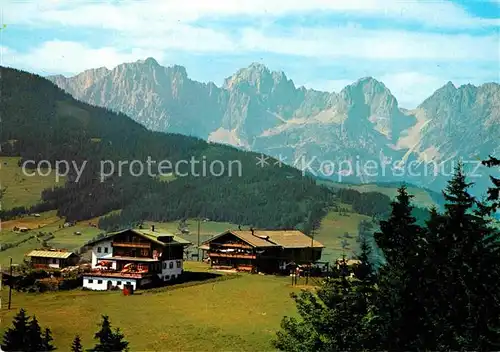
26;249;79;269
82;226;191;291
200;229;324;273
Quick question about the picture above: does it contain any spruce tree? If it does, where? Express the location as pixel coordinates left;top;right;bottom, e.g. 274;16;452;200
374;185;422;266
26;315;44;352
1;309;56;352
1;308;30;351
71;335;83;352
42;328;56;351
424;164;500;350
370;185;427;350
91;315;129;352
274;257;375;351
355;234;375;282
483;155;500;211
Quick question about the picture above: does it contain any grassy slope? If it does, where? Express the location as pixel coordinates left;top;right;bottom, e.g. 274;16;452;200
0;263;301;351
1;211;103;266
0;157;65;210
315;206;374;263
318;179;439;209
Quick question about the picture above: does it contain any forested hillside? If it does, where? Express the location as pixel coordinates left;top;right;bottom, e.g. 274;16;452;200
0;67;333;232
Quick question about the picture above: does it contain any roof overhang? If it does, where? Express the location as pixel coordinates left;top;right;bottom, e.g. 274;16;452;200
202;230;278;248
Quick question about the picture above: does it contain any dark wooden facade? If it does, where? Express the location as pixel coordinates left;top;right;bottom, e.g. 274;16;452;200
206;231;323;274
30;254;79;269
109;230;183;261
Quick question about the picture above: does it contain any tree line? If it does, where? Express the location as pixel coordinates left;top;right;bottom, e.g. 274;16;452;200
336;187;432;225
2;309;128;352
274;161;500;351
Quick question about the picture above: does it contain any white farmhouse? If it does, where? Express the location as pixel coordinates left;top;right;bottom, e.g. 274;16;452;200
83;227;190;291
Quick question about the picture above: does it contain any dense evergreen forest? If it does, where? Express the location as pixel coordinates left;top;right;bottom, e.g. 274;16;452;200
0;67;335;232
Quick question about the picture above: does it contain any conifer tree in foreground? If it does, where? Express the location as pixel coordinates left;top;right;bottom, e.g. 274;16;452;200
275;165;500;351
274;256;376;351
1;308;30;351
423;164;500;350
483;155;500;211
370;185;428;350
71;335;83;352
42;328;56;351
1;309;56;352
90;315;129;352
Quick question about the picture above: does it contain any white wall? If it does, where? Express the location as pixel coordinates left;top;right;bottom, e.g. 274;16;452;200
91;241;115;269
83;276;136;291
158;259;183;281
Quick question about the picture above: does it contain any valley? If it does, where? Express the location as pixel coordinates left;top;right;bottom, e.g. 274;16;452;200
2;2;499;351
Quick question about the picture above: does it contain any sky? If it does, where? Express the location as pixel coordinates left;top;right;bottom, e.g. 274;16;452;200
1;0;499;108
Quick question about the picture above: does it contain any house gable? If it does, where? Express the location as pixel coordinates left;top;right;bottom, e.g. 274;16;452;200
208;232;256;248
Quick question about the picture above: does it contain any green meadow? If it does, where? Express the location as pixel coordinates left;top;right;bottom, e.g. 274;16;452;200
0;262;303;351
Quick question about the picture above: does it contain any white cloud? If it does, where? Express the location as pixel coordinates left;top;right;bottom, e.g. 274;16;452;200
378;72;449;108
3;41;165;75
3;0;498;63
2;0;498;101
5;0;498;29
239;28;499;61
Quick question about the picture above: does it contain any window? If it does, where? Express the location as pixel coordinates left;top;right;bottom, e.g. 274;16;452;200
126;281;131;285
52;258;57;264
97;247;102;253
165;275;170;280
176;260;181;268
169;262;174;269
88;279;93;283
163;262;167;270
104;247;108;253
97;280;103;284
117;281;121;285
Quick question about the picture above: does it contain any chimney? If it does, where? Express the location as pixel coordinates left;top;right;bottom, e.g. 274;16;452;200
151;225;155;232
250;227;254;235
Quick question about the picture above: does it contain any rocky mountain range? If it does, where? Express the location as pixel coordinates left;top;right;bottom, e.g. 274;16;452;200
48;58;500;193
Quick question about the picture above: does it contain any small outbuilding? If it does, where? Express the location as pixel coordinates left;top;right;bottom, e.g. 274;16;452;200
26;249;80;269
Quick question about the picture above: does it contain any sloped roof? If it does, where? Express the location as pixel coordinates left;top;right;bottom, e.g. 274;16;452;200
258;230;324;248
202;229;324;249
231;231;280;247
87;228;191;247
26;250;76;259
134;229;191;246
202;230;278;248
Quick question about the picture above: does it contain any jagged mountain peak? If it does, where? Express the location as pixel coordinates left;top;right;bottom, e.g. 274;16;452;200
345;76;390;93
223;63;292;92
143;57;160;66
132;57;160;66
340;76;398;109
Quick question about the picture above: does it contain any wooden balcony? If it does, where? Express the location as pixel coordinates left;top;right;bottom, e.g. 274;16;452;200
112;242;151;249
87;270;151;279
208;252;256;260
213;243;253;249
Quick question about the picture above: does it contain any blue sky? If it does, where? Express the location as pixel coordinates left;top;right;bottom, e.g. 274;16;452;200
1;0;499;107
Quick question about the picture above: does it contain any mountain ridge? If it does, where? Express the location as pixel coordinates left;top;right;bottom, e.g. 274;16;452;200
47;58;500;193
